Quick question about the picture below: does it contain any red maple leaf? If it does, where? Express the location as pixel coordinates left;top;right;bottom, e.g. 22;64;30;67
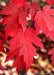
48;48;54;66
34;5;54;40
0;4;29;37
46;0;54;5
7;28;43;70
0;4;19;38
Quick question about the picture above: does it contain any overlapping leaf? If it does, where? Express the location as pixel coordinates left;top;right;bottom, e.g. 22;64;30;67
7;28;43;70
34;5;54;40
0;4;19;37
